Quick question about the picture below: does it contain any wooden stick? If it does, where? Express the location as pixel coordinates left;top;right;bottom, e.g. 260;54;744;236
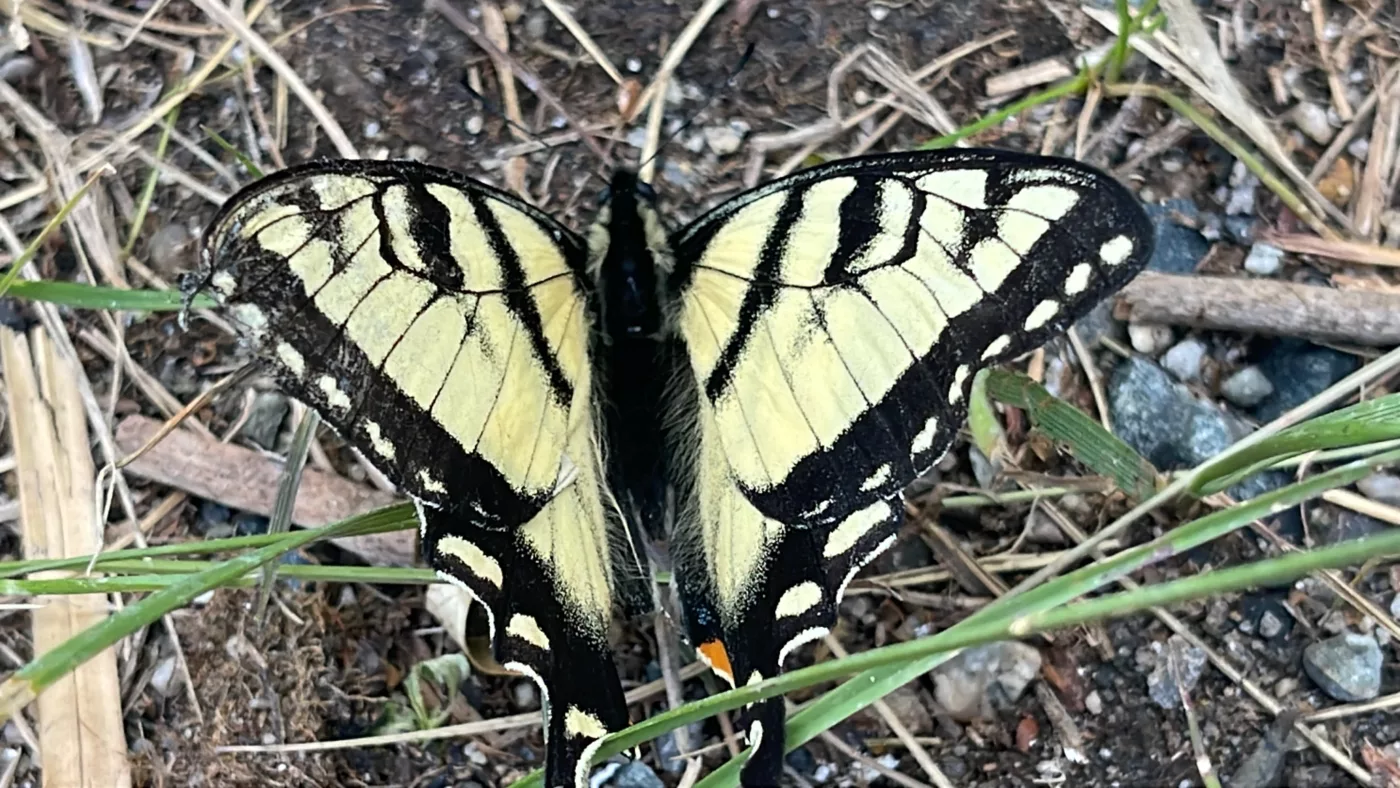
2;326;131;788
1112;271;1400;346
113;414;415;567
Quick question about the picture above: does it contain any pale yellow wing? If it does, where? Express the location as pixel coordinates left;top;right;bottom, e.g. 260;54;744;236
194;159;638;787
666;149;1154;784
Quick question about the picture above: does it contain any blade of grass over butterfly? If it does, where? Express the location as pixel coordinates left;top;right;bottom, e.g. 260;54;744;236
985;369;1161;500
691;526;1400;786
0;563;435;596
1191;392;1400;496
0;515;363;726
504;445;1400;787
5;280;215;311
0;502;415;580
253;408;320;622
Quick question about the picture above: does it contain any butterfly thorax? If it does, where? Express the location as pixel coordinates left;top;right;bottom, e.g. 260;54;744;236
590;170;681;547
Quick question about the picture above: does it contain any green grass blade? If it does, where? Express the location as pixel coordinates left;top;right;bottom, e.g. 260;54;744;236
0;514;367;726
507;447;1400;787
0;502;414;580
202;125;265;180
985;368;1160;499
1191;392;1400;496
4;279;216;311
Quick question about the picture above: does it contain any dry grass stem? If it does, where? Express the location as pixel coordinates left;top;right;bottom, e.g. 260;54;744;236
538;0;624;85
187;0;357;158
823;635;953;788
2;326;130;788
1084;3;1349;236
985;57;1074;97
627;0;731;125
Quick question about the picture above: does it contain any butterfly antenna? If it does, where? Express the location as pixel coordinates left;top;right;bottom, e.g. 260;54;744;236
635;41;756;177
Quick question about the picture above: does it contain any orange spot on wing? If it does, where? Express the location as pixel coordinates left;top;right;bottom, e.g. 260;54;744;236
698;640;735;687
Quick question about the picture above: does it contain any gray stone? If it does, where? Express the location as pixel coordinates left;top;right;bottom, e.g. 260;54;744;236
931;641;1041;721
1162;338;1207;381
703;122;747;156
240;391;288;450
1243;243;1285;276
1358;472;1400;506
1143;199;1209;274
1303;633;1382;701
1220;366;1275;407
1109;356;1286;499
1146;634;1208;709
148;222;193;277
1290;101;1335;144
1252;339;1359;422
1073;299;1126;348
512;679;538;710
1127;322;1174;355
1258;609;1286;639
601;761;665;788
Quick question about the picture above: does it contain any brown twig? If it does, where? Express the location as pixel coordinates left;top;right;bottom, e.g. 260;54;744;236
1112;271;1400;346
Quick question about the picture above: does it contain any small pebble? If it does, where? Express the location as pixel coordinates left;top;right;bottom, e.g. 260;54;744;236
1348;137;1370;161
512;679;538;710
1359;473;1400;506
626;57;642;73
464;115;483;135
1128;323;1174;355
1146;634;1208;709
1162;338;1207;382
703;124;745;156
1258;609;1285;639
363;120;381;138
1273;676;1298;698
150;655;180;697
1302;632;1382;701
1290;101;1335;144
1220;366;1275;408
148;222;193;277
1243;242;1284;275
601;761;665;788
869;4;890;20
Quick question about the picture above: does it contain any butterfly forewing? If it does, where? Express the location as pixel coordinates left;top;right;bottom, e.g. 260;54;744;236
668;149;1154;782
195;159;637;788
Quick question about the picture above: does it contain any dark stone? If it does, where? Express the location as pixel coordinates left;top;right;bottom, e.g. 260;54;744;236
1251;340;1359;423
1143;199;1209;274
233;512;270;536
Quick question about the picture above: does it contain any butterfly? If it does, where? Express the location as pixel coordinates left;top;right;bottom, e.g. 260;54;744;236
191;148;1152;785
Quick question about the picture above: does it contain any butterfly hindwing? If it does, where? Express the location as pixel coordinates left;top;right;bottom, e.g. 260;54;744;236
668;149;1154;780
196;159;635;787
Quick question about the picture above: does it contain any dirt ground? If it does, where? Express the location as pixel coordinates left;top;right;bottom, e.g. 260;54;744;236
3;0;1400;787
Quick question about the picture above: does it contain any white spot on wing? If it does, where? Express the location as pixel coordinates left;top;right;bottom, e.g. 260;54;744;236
911;416;940;455
506;614;550;650
1100;234;1134;266
775;581;823;619
778;626;831;669
365;420;396;461
211;271;237;296
982;334;1012;360
564;706;608;739
1023;299;1061;331
860;464;892;492
1064;263;1093;295
948;364;970;404
418;469;447;495
276;343;305;376
823;500;892;558
836;533;898;602
436;535;503;587
318;375;352;410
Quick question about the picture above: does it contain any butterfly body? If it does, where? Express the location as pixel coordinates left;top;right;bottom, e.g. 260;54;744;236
193;149;1154;786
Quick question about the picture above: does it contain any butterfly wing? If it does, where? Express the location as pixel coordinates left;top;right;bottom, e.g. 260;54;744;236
667;149;1154;781
196;160;634;787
